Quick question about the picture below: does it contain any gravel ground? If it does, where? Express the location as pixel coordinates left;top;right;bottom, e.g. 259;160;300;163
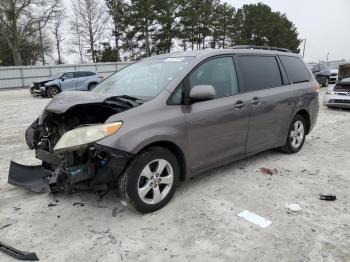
0;88;349;262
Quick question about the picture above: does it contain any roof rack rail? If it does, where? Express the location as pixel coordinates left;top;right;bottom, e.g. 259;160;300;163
231;45;293;53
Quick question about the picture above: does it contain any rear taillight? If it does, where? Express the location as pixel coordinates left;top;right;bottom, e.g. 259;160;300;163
314;83;320;93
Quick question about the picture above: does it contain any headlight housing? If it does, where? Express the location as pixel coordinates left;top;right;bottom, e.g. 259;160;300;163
54;122;122;152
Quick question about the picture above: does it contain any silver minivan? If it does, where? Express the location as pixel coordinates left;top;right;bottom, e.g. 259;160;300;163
9;46;320;213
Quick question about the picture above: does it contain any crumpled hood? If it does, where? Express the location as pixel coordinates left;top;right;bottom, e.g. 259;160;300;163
33;77;55;84
44;91;112;114
338;64;350;81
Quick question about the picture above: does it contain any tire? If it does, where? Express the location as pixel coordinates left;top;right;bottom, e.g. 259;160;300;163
280;114;306;154
88;82;97;90
322;78;329;87
46;86;60;98
117;147;180;213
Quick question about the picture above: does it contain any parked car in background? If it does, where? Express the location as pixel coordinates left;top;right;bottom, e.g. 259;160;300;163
10;46;319;213
323;64;350;108
29;71;103;98
325;61;347;83
312;62;331;87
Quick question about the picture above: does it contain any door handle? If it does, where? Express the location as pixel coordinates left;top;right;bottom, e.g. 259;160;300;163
250;97;261;106
234;100;246;109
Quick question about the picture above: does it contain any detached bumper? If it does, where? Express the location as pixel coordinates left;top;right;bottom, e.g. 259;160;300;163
8;146;133;193
8;161;50;193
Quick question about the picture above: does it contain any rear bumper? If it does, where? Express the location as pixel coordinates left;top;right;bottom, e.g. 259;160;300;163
323;93;350;108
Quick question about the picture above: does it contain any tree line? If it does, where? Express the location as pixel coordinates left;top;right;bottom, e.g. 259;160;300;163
0;0;302;66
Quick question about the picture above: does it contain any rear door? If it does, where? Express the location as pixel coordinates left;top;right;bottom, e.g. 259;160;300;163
235;54;294;153
185;56;249;172
76;71;91;90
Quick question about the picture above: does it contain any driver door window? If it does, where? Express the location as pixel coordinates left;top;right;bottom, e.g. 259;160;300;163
189;57;238;98
62;72;75;79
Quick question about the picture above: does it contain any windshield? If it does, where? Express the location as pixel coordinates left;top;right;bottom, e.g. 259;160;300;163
92;57;194;99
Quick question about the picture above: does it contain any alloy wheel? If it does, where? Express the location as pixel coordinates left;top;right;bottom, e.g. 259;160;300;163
137;159;174;205
290;120;304;149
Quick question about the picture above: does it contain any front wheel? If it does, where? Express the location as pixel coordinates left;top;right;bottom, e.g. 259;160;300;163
117;147;180;213
280;115;306;154
46;86;60;98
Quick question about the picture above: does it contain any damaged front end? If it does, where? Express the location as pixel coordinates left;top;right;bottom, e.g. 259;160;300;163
8;92;139;194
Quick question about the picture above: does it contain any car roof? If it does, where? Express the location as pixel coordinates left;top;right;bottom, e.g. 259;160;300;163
144;48;300;61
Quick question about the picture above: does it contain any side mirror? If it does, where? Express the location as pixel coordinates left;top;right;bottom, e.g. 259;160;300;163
189;85;216;102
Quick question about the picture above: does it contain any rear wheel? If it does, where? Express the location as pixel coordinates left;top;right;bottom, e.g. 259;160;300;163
46;86;60;98
280;115;306;154
117;147;180;213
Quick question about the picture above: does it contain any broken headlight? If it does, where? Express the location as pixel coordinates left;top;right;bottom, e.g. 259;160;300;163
54;122;122;152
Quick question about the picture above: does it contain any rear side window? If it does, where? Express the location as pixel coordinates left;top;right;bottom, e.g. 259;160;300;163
85;71;95;76
280;56;311;83
63;72;75;79
79;71;95;77
236;55;282;92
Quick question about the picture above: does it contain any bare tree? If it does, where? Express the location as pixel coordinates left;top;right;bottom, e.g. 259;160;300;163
70;0;84;63
0;0;59;65
70;0;109;63
51;6;65;64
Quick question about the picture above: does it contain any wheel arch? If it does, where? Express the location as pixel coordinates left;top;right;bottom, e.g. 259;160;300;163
45;84;61;95
136;140;187;182
294;109;311;134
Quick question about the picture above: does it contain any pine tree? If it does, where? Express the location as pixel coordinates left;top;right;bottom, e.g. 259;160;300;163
129;0;157;58
105;0;129;61
152;0;181;54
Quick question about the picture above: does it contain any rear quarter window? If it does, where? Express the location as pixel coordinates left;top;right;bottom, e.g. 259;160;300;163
79;71;95;77
280;56;311;83
236;55;282;92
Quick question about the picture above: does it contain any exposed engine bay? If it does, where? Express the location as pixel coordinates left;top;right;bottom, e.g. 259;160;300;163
8;93;141;194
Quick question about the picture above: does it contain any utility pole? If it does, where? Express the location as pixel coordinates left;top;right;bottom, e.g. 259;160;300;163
302;38;306;58
327;52;330;61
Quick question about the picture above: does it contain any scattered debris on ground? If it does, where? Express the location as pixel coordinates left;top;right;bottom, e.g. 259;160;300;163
285;203;302;213
259;167;277;176
112;207;124;217
319;194;337;201
73;202;85;207
0;240;39;261
0;224;12;231
238;210;272;228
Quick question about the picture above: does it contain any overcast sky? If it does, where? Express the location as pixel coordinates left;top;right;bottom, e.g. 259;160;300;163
225;0;350;62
